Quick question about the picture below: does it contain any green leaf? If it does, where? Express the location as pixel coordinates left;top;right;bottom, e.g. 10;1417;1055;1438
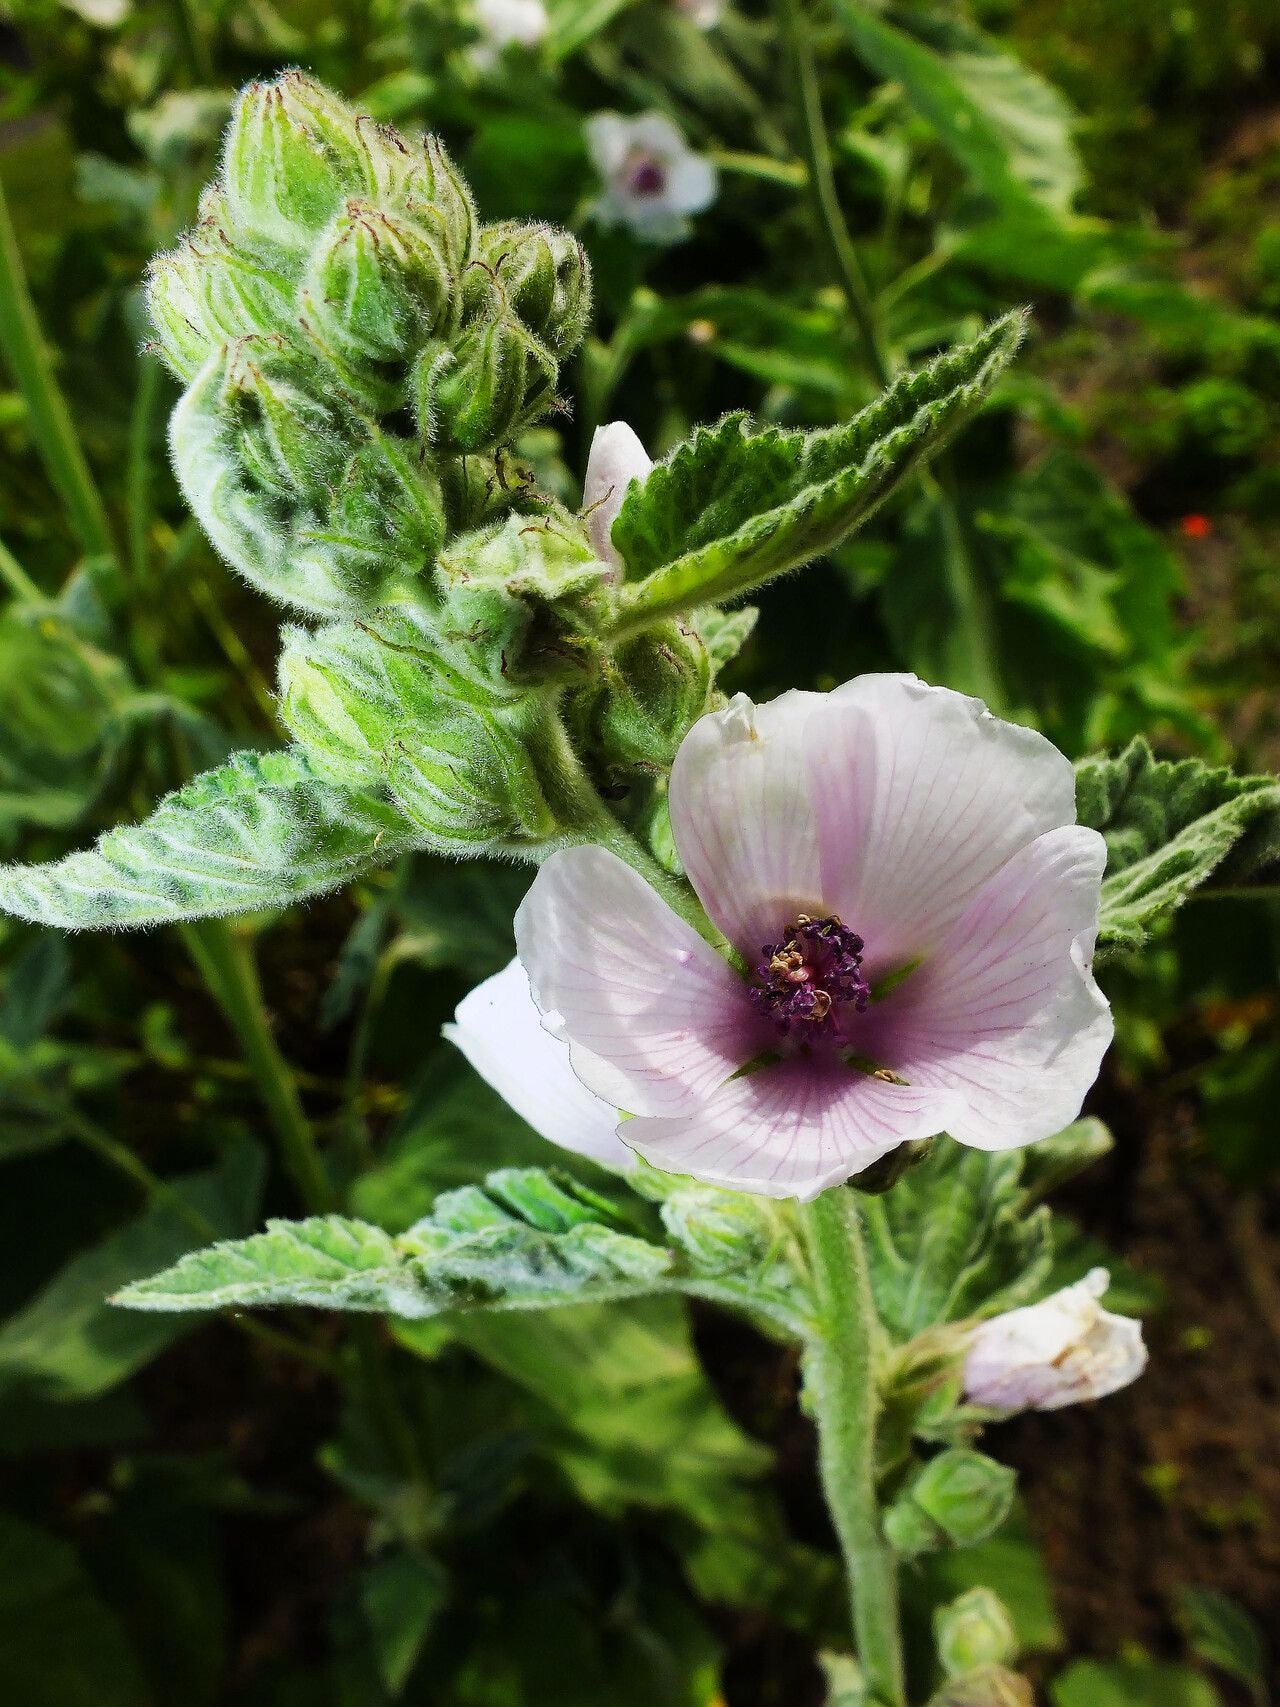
0;747;419;929
444;1296;770;1527
611;313;1025;623
0;1142;263;1401
115;1168;676;1318
1052;1659;1224;1707
0;1512;148;1707
1076;740;1280;951
361;1550;449;1697
834;7;1083;217
861;1142;1052;1342
1175;1588;1269;1706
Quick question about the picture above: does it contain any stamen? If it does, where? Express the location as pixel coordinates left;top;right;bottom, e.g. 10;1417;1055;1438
749;914;869;1039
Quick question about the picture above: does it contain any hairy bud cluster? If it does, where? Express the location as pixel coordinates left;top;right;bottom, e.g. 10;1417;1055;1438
148;73;590;617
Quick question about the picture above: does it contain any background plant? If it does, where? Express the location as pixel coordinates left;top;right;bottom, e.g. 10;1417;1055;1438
0;3;1278;1704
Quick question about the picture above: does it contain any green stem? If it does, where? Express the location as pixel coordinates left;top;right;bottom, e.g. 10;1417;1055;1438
0;173;116;563
0;535;41;602
774;0;887;387
802;1189;905;1707
770;0;1005;713
181;919;336;1213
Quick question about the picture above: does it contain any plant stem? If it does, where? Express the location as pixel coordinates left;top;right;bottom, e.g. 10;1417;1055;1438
774;0;887;387
802;1188;905;1707
0;535;41;602
181;919;336;1213
771;0;1006;712
0;173;116;563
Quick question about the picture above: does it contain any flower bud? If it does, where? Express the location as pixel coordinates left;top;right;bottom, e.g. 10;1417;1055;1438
477;220;591;357
934;1589;1018;1679
376;132;476;278
222;72;376;248
278;609;557;849
146;233;294;381
927;1667;1034;1707
219;339;345;504
582;420;652;574
419;307;558;453
302;202;453;369
659;1184;780;1273
962;1269;1147;1413
883;1450;1016;1558
434;510;613;690
591;621;711;773
291;429;446;600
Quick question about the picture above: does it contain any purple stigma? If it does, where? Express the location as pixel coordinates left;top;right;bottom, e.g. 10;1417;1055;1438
749;914;870;1039
627;158;667;196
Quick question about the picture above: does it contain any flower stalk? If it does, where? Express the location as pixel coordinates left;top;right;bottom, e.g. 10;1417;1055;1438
802;1187;905;1707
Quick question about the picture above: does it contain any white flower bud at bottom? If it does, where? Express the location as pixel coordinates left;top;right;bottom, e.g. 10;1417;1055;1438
962;1268;1147;1413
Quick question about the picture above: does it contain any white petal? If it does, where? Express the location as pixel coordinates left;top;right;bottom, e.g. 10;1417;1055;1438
626;1057;958;1200
664;151;718;216
583;422;653;571
669;690;829;959
584;113;631;176
858;825;1112;1151
445;960;632;1169
963;1269;1148;1412
514;845;769;1117
810;674;1081;974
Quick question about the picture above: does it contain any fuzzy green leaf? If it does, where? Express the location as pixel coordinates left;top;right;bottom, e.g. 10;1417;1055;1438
0;748;417;930
1076;739;1280;950
611;313;1025;624
114;1169;676;1318
861;1142;1052;1343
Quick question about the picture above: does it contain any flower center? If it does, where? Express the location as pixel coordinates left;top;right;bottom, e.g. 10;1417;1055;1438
749;914;869;1039
625;153;668;197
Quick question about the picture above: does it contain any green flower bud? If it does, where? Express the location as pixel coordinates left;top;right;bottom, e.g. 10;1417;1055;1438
434;510;613;691
659;1184;781;1274
146;232;295;381
934;1590;1018;1679
883;1450;1016;1558
375;132;476;278
478;220;592;357
419;305;558;454
222;72;376;247
591;621;710;774
927;1667;1033;1707
220;339;345;504
278;608;557;850
302;202;453;370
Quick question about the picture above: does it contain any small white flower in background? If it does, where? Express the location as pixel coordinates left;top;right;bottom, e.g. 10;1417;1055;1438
444;959;634;1171
673;0;726;28
471;0;548;69
963;1269;1147;1412
585;112;718;244
583;421;653;572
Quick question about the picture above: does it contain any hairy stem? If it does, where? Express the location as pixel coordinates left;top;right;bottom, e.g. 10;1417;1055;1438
181;919;336;1214
0;173;116;563
802;1188;905;1707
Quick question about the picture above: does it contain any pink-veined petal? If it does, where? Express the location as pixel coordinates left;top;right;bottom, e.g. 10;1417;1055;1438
963;1268;1147;1412
624;1057;959;1201
444;959;633;1170
856;825;1111;1151
514;845;769;1117
809;674;1081;974
669;691;828;958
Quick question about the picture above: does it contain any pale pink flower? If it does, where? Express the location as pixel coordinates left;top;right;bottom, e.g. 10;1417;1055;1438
583;421;653;572
674;0;726;27
585;112;718;244
963;1269;1147;1412
471;0;548;69
445;959;633;1170
515;675;1112;1200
